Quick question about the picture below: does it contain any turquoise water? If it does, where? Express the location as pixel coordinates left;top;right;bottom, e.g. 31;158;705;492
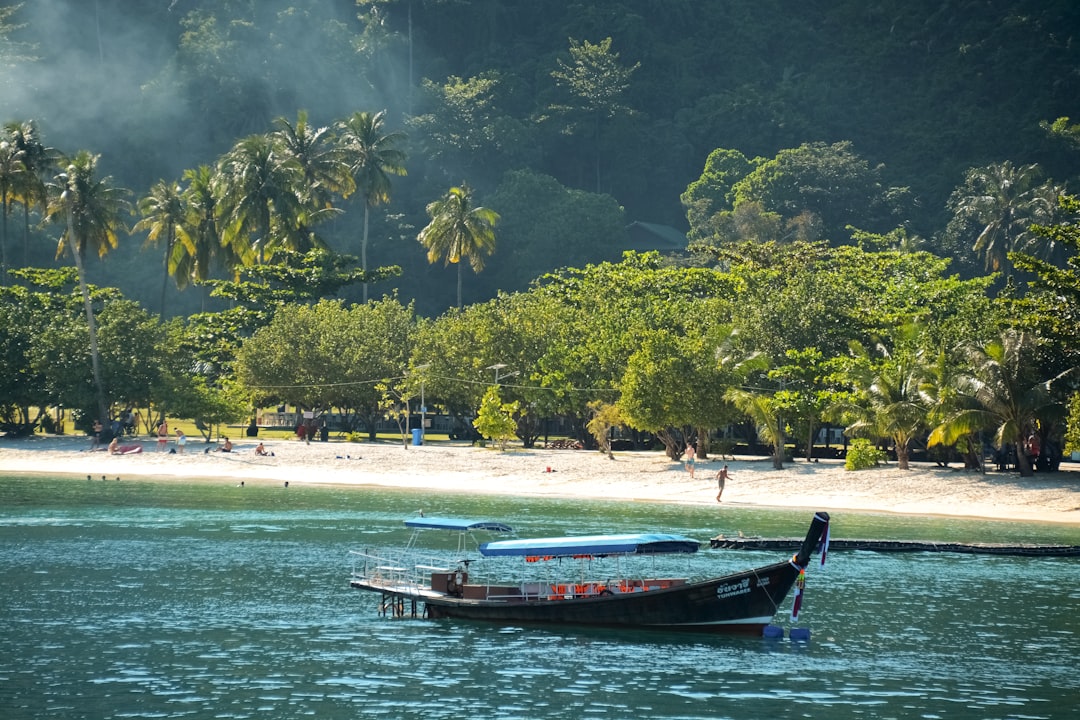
1;475;1078;719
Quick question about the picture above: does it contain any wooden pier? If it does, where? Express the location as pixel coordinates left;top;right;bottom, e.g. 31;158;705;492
709;536;1080;557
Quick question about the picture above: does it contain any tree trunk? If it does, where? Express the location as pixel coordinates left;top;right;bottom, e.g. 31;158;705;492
456;261;463;309
1014;432;1034;477
772;421;785;470
66;204;108;424
362;203;370;302
895;440;910;470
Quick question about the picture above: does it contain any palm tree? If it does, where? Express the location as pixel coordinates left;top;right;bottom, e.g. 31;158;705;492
4;120;53;267
929;329;1064;477
134;180;190;317
45;151;131;423
173;165;224;291
0;136;23;284
272;110;353;210
335;110;407;301
724;387;787;470
417;184;499;308
947;161;1056;274
841;344;929;471
214;134;305;264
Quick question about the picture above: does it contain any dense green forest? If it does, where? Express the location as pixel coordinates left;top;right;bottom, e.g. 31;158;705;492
3;1;1080;474
1;0;1078;313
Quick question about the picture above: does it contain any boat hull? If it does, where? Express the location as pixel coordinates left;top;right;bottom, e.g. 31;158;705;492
354;559;800;634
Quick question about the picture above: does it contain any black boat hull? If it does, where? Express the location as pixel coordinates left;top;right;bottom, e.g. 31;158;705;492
356;559;801;634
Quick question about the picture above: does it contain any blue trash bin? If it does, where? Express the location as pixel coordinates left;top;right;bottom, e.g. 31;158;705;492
411;428;423;446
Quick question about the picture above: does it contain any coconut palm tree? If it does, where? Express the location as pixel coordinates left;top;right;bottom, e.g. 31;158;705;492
724;387;787;470
45;151;131;423
929;329;1065;477
134;180;190;317
335;110;407;301
4;120;53;267
272;110;353;210
417;184;499;308
0;136;23;284
214;133;306;264
947;161;1057;274
172;165;222;291
840;344;929;471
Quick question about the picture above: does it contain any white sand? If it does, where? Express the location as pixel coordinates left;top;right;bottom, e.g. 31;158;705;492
2;435;1079;525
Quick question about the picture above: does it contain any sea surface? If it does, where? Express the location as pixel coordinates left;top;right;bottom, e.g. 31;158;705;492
1;474;1078;720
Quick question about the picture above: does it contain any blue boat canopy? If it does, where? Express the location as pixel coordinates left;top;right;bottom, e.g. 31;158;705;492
479;533;700;558
404;517;513;533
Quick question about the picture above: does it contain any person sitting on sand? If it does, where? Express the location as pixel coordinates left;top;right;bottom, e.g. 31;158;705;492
216;437;233;453
255;442;272;456
108;436;120;455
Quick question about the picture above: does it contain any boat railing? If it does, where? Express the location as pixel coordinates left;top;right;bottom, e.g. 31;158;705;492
351;549;454;591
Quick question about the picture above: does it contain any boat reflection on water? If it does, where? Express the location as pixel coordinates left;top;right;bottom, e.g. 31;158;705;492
350;511;830;634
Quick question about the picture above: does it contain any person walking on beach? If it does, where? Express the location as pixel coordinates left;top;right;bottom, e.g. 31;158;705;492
716;464;731;503
684;442;697;479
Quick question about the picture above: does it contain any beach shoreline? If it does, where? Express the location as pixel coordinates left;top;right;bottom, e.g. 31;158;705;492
2;434;1079;525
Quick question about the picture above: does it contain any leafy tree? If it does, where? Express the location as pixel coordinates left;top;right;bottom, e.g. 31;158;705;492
1010;193;1080;367
417;183;499;308
585;399;626;459
680;148;756;242
408;73;537;185
44;150;131;423
235;296;415;439
1040;116;1080;152
473;385;518;449
771;347;838;462
548;37;640;192
335;110;407;301
485;169;625;294
730;141;908;243
618;329;710;460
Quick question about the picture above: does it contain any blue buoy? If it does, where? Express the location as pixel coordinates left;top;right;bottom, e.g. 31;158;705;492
788;627;811;641
762;624;784;638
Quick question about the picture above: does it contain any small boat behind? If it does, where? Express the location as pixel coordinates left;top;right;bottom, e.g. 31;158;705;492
350;511;831;635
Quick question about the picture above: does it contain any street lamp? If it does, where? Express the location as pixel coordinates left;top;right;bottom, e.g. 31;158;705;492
486;363;507;385
413;363;431;441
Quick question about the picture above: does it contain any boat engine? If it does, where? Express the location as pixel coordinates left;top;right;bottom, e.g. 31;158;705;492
432;571;468;597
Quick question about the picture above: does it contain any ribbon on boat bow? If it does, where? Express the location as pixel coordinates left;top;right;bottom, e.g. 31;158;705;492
790;567;806;622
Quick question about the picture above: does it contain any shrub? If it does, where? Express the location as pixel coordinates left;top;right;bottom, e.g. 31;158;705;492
845;438;886;471
347;431;365;443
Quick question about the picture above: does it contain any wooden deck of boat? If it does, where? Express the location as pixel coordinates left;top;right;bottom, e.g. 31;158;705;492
709;536;1080;557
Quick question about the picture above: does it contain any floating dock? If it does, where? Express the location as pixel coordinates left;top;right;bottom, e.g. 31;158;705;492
709;536;1080;557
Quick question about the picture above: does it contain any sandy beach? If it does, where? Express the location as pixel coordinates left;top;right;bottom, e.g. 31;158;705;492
3;434;1079;525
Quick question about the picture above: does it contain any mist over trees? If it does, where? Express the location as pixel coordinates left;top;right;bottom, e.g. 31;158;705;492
3;1;1080;470
0;0;1077;315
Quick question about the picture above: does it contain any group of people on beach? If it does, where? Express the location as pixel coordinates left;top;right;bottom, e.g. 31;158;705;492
684;442;731;502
